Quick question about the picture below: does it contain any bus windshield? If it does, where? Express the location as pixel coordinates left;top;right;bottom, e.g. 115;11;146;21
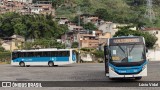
110;44;145;63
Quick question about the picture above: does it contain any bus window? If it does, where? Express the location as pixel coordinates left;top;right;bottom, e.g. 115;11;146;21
23;52;28;57
28;52;34;57
61;51;66;56
42;52;50;57
64;51;69;56
19;52;24;57
34;52;43;57
57;51;61;57
72;50;76;55
54;51;57;57
12;52;18;60
66;51;69;56
50;51;56;57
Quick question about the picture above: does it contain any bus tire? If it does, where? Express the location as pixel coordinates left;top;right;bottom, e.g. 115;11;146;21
48;61;54;67
19;62;25;67
109;78;114;80
80;60;83;63
135;77;142;80
26;65;30;67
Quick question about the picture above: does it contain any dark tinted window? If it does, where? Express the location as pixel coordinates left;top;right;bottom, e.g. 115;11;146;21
50;51;56;56
28;52;34;57
59;51;69;56
42;51;50;57
12;52;19;60
21;52;29;57
34;52;43;57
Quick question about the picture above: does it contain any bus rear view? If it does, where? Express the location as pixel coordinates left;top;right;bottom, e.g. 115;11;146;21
104;36;147;80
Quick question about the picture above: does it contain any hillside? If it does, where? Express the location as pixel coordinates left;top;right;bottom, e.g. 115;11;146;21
53;0;160;28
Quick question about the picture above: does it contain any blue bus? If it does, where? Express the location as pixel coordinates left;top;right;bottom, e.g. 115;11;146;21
104;36;147;80
11;49;76;67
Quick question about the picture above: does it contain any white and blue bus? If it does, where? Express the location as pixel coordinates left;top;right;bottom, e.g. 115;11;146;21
11;49;76;67
104;36;147;80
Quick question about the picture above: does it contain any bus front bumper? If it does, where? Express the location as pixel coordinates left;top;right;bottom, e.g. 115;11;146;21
108;65;147;78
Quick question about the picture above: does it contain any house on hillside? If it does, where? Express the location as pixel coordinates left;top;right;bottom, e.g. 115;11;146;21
56;17;69;25
79;34;99;48
1;35;25;51
68;23;83;31
98;22;136;37
80;14;104;27
142;28;160;48
98;32;111;50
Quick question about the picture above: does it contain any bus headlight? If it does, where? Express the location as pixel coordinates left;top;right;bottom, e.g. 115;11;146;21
142;65;146;70
110;67;114;71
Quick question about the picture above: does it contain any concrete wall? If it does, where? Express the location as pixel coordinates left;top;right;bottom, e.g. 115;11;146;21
147;49;160;61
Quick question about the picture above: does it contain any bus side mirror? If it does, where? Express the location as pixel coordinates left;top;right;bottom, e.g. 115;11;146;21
146;47;148;53
104;46;108;55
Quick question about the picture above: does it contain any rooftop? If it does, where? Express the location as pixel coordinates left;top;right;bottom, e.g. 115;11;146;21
143;28;160;31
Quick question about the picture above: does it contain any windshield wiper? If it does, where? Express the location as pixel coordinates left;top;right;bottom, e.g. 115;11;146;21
129;43;136;53
116;44;125;54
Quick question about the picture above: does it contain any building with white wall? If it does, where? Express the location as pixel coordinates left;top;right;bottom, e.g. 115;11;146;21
142;28;160;48
7;0;32;3
98;22;136;37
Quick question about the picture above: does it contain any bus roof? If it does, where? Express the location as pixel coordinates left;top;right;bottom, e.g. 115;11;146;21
13;48;73;52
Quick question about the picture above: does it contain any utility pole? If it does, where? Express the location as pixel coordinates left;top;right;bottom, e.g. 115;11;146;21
145;0;155;23
77;6;81;63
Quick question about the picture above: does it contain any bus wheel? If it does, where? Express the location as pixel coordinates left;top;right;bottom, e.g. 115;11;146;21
19;62;25;67
26;65;30;67
135;77;142;80
48;61;54;67
80;60;83;63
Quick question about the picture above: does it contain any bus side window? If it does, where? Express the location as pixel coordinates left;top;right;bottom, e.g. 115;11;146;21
28;52;34;57
61;51;65;56
12;52;18;59
54;51;57;57
51;51;55;57
62;51;69;57
47;52;51;57
42;52;50;57
57;51;61;57
35;52;42;57
24;52;27;57
21;52;25;57
67;51;69;56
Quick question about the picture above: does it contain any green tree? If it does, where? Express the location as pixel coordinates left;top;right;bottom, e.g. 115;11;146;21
92;50;104;58
23;39;65;49
52;0;64;9
83;22;97;31
0;12;20;37
94;8;111;21
114;27;158;48
13;23;27;36
72;16;84;26
71;42;79;48
0;12;68;39
0;46;5;52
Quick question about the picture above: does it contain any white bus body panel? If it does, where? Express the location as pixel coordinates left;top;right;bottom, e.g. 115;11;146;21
11;61;75;66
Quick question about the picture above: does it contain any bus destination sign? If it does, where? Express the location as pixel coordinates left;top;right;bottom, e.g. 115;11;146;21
113;38;140;44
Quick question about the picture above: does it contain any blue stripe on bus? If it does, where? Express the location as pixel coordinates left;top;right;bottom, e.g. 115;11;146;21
12;57;69;62
108;61;147;74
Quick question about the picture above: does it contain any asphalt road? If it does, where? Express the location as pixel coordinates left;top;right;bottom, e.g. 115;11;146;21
0;61;160;90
